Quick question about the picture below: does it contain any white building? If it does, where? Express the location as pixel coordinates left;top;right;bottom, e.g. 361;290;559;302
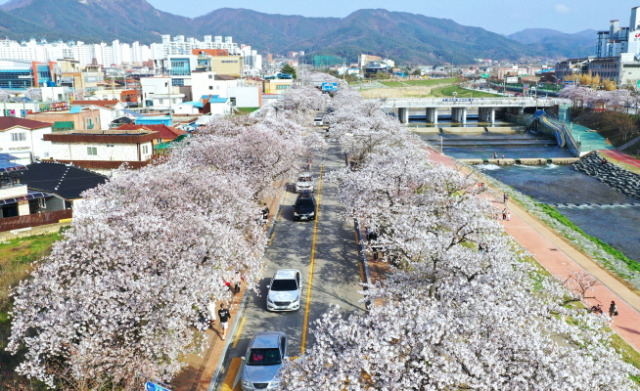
228;86;261;108
43;129;156;175
0;117;53;164
140;76;185;110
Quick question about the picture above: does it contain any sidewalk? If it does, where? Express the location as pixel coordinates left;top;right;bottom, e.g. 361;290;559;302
426;147;640;352
171;187;287;391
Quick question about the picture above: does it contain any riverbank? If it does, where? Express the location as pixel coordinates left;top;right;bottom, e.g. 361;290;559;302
426;146;640;355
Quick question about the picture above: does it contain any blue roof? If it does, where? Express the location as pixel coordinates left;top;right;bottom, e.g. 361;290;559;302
0;153;25;172
209;97;228;104
69;107;82;114
184;101;204;108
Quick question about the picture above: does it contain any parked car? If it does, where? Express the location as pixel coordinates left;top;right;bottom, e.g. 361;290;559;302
293;191;316;221
295;172;313;193
241;331;288;391
266;269;301;311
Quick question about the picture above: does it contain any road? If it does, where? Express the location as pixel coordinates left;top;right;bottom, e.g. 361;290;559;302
216;138;366;390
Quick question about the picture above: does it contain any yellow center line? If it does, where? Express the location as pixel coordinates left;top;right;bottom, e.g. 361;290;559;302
232;316;246;349
301;164;323;354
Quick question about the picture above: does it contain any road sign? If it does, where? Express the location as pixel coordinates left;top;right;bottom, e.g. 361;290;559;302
145;381;172;391
321;82;338;92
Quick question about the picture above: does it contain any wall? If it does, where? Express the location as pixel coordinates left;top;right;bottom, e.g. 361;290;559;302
228;86;260;107
49;140;153;162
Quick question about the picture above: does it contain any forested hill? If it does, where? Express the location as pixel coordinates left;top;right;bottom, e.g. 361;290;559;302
0;0;594;63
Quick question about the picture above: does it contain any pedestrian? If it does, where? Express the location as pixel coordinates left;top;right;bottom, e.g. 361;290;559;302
493;152;497;159
218;303;231;340
506;210;511;221
502;208;507;220
609;300;618;318
503;192;509;204
501;154;505;159
232;271;242;294
207;299;216;329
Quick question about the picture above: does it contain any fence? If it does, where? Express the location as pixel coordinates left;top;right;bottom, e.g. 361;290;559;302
0;209;72;232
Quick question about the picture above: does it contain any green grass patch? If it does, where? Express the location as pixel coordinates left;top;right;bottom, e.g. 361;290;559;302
0;232;61;390
379;81;406;87
536;203;640;273
236;107;259;114
430;85;497;98
379;78;457;88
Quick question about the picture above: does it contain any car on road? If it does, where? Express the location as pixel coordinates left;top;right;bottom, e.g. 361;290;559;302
241;331;288;391
293;191;316;221
294;172;313;193
266;269;301;311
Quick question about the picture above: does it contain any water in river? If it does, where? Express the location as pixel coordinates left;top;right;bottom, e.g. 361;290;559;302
416;133;640;262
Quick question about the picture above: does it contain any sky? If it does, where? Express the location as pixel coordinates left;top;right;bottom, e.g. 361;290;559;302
0;0;635;35
139;0;635;35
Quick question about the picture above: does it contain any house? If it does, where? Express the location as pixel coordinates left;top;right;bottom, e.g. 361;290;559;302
140;76;185;110
0;157;108;232
228;86;261;108
43;129;157;175
202;95;231;116
20;161;108;210
114;124;186;144
70;100;126;130
27;107;101;131
0;117;54;164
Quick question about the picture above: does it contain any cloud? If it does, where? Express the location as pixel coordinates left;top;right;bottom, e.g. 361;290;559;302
554;4;571;14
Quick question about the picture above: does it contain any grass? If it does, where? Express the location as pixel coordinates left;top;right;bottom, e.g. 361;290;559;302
430;85;497;98
236;107;259;114
0;231;62;390
536;203;640;274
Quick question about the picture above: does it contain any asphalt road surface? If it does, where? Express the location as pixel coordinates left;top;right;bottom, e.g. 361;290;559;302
217;137;366;389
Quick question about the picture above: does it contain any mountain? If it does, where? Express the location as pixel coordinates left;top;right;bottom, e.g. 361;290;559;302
0;0;588;63
508;28;596;58
0;0;197;42
192;8;342;55
280;9;535;65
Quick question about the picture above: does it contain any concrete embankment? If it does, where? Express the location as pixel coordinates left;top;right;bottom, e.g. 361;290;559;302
412;126;526;134
460;157;580;166
573;151;640;199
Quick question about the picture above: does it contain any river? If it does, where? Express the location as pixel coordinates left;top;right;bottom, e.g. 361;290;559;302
417;132;640;262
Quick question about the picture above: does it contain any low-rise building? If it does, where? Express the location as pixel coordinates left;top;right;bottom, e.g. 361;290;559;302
43;129;157;175
0;117;53;164
27;107;101;131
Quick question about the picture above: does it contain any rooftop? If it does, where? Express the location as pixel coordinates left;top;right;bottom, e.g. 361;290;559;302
0;117;53;131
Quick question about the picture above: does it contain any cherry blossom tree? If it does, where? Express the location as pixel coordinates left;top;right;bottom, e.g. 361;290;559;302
280;85;640;390
7;97;322;389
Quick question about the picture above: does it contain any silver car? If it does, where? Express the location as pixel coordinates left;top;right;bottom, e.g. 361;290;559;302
241;331;288;391
294;172;313;193
266;269;301;311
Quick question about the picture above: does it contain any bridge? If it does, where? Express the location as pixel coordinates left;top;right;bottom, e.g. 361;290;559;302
371;97;568;124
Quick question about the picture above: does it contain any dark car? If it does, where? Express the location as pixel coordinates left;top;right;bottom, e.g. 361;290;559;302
293;191;316;221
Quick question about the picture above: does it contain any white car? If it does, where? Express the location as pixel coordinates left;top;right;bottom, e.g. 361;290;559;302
295;172;313;193
266;269;301;311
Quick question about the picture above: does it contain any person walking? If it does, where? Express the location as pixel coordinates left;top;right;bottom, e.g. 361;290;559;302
218;303;231;340
503;192;509;204
609;300;618;319
232;271;242;294
207;300;216;329
506;210;511;221
502;208;507;220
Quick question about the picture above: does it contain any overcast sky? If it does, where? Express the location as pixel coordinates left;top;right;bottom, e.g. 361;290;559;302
0;0;636;35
